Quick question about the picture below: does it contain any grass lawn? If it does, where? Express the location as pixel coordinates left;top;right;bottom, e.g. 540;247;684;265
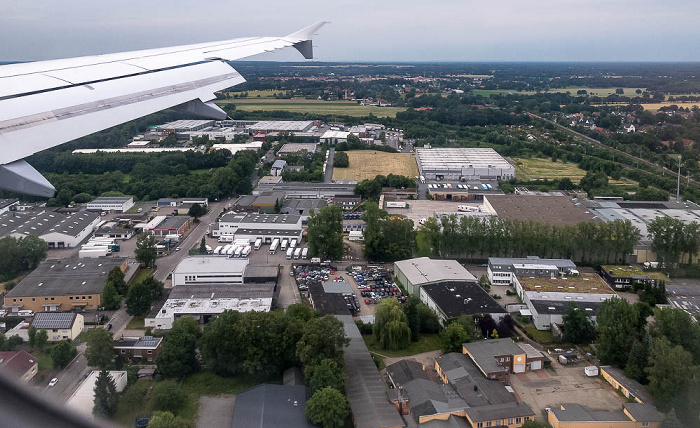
125;316;145;330
522;324;554;344
214;98;405;118
37;351;53;371
128;268;153;286
113;372;273;427
363;334;442;358
332;150;419;181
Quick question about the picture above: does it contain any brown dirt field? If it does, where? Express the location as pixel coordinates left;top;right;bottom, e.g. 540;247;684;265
332;150;419;181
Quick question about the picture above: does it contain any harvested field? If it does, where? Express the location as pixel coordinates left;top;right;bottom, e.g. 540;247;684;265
332;150;419;181
214;98;404;118
513;157;588;181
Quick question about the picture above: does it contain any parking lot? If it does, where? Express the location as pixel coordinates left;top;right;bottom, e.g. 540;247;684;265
509;358;627;420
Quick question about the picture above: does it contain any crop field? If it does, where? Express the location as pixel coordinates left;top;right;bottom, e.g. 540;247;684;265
513;157;628;184
332;150;419;181
513;157;589;181
215;98;405;117
640;102;700;111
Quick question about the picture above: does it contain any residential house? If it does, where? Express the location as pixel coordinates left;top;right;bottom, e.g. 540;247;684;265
30;312;84;342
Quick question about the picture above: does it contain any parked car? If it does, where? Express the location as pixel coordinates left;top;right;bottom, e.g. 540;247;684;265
105;323;112;331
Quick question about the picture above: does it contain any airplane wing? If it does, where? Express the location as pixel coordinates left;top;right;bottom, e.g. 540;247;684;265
0;22;326;197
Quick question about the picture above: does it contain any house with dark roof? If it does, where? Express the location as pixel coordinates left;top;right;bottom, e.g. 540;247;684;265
30;312;84;342
547;402;662;428
465;402;535;428
0;350;38;383
386;359;430;388
434;353;516;408
419;281;507;325
113;336;163;363
232;384;313;428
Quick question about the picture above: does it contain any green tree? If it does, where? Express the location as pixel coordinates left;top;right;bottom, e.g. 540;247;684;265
596;298;640;366
92;370;118;417
17;235;48;271
148;411;191;428
647;217;686;267
306;205;344;261
646;337;693;411
660;408;684;428
373;298;411;351
562;303;596;344
305;387;350;428
101;282;120;311
354;179;382;201
297;315;349;368
151;381;187;415
51;340;77;369
625;337;650;383
120;381;149;413
188;203;206;222
86;329;114;369
333;151;349;167
522;421;553;428
650;307;700;363
35;329;48;350
441;321;469;353
106;266;127;295
308;358;345;394
125;276;163;317
156;316;199;378
27;326;37;349
199;236;207;254
135;232;157;268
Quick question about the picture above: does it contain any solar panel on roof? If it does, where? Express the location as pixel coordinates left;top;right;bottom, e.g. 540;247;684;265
142;341;157;347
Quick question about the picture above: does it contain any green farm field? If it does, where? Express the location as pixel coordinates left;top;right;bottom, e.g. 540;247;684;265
513;157;626;184
215;98;405;118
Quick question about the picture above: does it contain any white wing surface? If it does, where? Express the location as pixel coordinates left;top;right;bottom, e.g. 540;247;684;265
0;22;326;196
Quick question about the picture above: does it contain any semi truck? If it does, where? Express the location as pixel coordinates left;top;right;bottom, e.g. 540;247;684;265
290;238;297;248
302;247;308;259
270;238;280;255
281;239;288;251
286;247;294;260
294;247;302;259
218;235;234;243
254;238;262;250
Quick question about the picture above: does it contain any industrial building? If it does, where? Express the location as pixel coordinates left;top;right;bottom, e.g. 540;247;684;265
271;159;287;176
547;403;662;428
254;182;356;198
394;257;477;296
211;212;303;243
462;338;545;378
0;199;19;215
172;257;251;286
86;196;134;213
211;141;264;155
66;371;127;417
148;215;191;237
30;312;84;342
155;120;215;133
281;199;328;222
513;273;616;330
483;195;597;226
147;283;274;330
320;130;351;144
4;258;127;313
232;384;314;428
277;143;318;155
416;148;515;181
487;256;578;285
247;120;315;133
0;210;100;248
419;282;507;325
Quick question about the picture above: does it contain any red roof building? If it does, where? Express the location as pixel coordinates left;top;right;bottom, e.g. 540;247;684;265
0;350;38;383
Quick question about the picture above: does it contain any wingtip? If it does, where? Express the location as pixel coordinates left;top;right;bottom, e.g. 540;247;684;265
286;21;328;42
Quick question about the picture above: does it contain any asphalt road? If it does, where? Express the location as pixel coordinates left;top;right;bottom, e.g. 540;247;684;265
325;148;335;182
152;201;226;283
41;344;88;403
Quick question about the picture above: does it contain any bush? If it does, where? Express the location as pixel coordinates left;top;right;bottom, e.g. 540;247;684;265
151;381;187;415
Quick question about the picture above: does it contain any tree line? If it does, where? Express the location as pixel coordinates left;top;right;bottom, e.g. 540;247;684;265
418;216;639;264
362;200;416;262
0;235;47;281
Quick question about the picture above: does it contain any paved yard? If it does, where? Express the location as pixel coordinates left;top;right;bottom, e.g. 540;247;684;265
509;359;627;421
196;395;235;428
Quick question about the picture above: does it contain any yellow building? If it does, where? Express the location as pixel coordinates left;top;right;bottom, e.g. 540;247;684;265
4;258;127;313
600;366;653;404
547;403;662;428
465;403;535;428
31;312;84;342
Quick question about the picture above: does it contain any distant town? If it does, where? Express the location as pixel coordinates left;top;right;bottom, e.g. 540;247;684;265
0;61;699;428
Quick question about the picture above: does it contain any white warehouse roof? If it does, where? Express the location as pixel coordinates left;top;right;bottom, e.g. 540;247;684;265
395;257;476;286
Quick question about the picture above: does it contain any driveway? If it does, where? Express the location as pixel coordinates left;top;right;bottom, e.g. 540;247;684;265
196;395;235;428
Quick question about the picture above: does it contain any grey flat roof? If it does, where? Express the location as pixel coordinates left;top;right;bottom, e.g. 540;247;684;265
486;195;597;226
6;258;126;298
0;210;99;238
278;143;318;153
113;336;163;350
220;212;301;225
322;281;353;294
31;312;77;329
395;258;476;286
151;216;189;230
550;403;629;422
233;384;313;428
386;360;430;387
465;402;534;422
173;256;248;275
88;197;132;203
168;283;275;300
422;282;506;318
623;403;663;422
337;315;405;428
463;339;527;375
529;299;605;316
489;257;576;270
308;283;350;316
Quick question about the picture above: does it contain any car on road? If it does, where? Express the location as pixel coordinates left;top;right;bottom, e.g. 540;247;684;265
175;247;181;251
48;378;58;387
105;323;112;331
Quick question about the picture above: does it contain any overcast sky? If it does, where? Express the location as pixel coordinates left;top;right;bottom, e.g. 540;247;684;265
1;0;699;62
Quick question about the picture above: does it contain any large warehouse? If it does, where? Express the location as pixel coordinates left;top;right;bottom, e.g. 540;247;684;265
416;148;515;181
394;257;477;296
0;210;101;248
211;212;303;243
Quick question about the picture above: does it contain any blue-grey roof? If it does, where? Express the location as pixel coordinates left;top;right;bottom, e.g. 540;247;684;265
550;403;629;423
232;384;312;428
272;159;287;169
31;312;77;330
462;339;527;375
623;403;663;422
435;353;516;407
464;402;534;422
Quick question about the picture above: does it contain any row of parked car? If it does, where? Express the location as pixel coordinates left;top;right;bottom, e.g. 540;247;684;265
350;266;407;304
293;265;336;292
